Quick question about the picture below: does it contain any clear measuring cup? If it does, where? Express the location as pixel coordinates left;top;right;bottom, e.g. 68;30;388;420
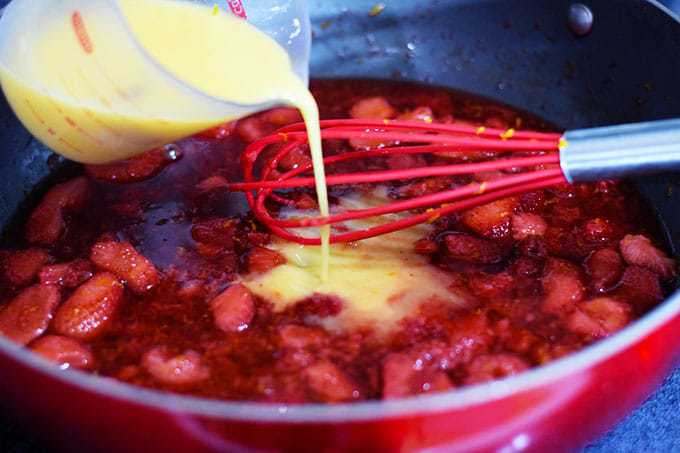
0;0;311;163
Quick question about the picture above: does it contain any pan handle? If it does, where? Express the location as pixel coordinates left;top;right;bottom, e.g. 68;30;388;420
560;118;680;182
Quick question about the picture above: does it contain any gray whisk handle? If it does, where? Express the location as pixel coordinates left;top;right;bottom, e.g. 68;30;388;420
560;118;680;183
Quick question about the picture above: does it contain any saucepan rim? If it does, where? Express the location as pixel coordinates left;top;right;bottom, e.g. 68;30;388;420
0;0;679;426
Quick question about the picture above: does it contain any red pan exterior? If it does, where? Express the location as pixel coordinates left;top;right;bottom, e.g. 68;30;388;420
0;303;678;453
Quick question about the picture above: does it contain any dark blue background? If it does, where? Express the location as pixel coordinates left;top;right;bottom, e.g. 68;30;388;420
1;0;680;451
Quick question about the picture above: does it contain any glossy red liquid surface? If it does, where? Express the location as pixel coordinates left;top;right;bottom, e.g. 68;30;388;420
0;80;675;405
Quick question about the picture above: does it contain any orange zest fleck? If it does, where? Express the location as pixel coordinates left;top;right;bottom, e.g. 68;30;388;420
500;128;515;140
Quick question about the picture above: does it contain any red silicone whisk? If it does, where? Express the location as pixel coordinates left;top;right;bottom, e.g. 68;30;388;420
228;117;680;245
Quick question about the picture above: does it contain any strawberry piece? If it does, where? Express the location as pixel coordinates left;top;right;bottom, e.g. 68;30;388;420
520;191;547;212
30;335;95;370
261;107;303;127
278;147;312;171
386;153;427;171
194;122;235;140
235;108;302;143
413;238;438;255
292;193;318;210
468;272;515;300
39;259;93;288
541;258;585;315
210;283;255;333
90;241;159;294
348;96;396;149
582;218;618;245
26;177;90;245
142;347;210;386
398;106;434;123
196;175;230;193
2;248;50;287
292;294;343;318
279;324;328;350
0;284;60;345
568;297;630;338
395;177;452;199
443;233;505;264
246;247;286;274
619;234;677;279
464;353;529;385
53;273;124;341
584;248;623;293
349;96;395;120
191;218;238;246
303;360;361;403
382;351;453;399
511;213;547;240
461;197;518;239
615;266;663;311
446;313;493;367
86;148;175;183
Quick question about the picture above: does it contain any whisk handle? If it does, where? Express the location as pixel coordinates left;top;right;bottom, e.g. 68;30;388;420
560;118;680;183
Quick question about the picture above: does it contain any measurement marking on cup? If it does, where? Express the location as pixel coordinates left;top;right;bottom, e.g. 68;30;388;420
64;116;104;145
24;99;46;125
58;137;85;155
71;11;93;54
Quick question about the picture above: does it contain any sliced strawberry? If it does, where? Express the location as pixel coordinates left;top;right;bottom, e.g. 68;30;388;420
443;233;505;264
511;213;547;240
210;283;255;333
86;147;175;183
247;247;286;274
584;248;623;293
464;353;529;384
461;197;518;239
541;258;585;315
26;177;90;245
194;122;235;140
142;347;210;386
349;96;395;120
196;175;230;193
278;147;312;171
2;248;50;287
30;335;95;370
619;234;677;279
567;297;630;338
191;218;238;246
279;324;328;350
398;106;434;123
0;284;60;345
53;273;124;341
381;351;453;399
39;259;93;288
90;241;159;294
615;266;663;311
468;272;515;299
413;238;438;255
303;360;361;403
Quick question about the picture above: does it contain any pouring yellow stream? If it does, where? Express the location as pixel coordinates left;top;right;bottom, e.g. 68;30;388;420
0;0;330;278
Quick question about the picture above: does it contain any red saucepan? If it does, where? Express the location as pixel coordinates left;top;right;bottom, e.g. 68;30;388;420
0;0;679;451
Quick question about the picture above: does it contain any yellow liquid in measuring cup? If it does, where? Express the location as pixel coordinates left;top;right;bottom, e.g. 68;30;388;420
0;0;330;278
